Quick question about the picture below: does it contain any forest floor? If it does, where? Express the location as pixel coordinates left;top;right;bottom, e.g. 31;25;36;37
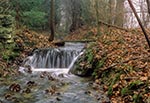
0;26;150;103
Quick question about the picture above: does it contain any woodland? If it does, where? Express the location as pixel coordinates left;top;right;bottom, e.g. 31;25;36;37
0;0;150;103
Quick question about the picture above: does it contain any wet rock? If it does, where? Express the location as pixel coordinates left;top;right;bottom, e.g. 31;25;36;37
22;88;31;93
40;72;47;78
85;90;91;95
70;56;94;77
56;97;62;101
26;81;36;87
23;65;32;73
9;83;21;92
47;75;56;81
45;85;57;95
53;41;65;47
55;92;61;96
4;94;12;100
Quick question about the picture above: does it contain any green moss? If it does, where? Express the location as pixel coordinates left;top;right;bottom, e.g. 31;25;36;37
128;80;144;90
121;87;130;96
121;80;145;98
2;43;20;61
2;50;19;61
85;48;94;64
107;73;121;96
133;94;143;103
107;86;113;96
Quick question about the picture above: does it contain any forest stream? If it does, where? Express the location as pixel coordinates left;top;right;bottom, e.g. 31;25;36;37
0;42;109;103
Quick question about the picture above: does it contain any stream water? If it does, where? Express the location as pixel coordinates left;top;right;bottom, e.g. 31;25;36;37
0;42;109;103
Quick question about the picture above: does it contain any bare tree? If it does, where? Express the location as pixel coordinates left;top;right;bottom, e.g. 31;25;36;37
146;0;150;15
49;0;55;41
94;0;100;35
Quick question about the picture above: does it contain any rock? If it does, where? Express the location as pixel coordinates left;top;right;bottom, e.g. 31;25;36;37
69;53;94;77
0;14;14;44
0;15;13;27
9;83;21;92
69;46;98;77
53;41;65;46
56;97;62;101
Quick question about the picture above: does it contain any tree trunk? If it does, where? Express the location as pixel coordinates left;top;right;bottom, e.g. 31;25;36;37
108;0;116;25
95;0;100;35
146;0;150;15
70;0;82;32
49;0;55;41
128;0;150;48
15;3;20;29
114;0;124;27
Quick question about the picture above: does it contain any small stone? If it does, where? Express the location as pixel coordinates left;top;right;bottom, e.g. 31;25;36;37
56;92;61;96
9;83;21;92
85;90;91;94
23;88;31;93
26;81;35;87
5;94;12;100
56;97;62;101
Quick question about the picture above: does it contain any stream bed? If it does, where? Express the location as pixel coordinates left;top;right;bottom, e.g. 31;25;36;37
0;71;109;103
0;42;109;103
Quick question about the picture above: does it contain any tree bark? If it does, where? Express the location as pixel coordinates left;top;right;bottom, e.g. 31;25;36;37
15;3;20;29
127;0;150;48
49;0;55;41
146;0;150;15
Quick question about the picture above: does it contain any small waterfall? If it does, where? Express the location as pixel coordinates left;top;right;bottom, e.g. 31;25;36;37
21;42;85;74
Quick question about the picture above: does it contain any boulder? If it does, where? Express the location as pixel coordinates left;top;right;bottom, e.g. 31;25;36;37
69;51;94;77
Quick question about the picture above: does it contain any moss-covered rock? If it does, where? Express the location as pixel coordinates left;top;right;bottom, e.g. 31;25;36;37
0;14;14;44
0;15;13;27
69;47;94;76
70;43;104;77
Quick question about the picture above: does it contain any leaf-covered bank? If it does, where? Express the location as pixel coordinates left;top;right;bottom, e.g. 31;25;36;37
66;27;150;102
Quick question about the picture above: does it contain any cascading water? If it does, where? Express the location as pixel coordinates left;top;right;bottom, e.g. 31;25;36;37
3;42;110;103
20;42;85;74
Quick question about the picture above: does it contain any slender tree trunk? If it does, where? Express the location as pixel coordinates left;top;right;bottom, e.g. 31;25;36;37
108;0;112;24
49;0;55;41
128;0;150;48
15;1;20;29
146;0;150;15
95;0;100;35
114;0;124;27
108;0;116;25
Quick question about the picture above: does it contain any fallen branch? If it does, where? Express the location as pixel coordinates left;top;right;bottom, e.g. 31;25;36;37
98;20;129;32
